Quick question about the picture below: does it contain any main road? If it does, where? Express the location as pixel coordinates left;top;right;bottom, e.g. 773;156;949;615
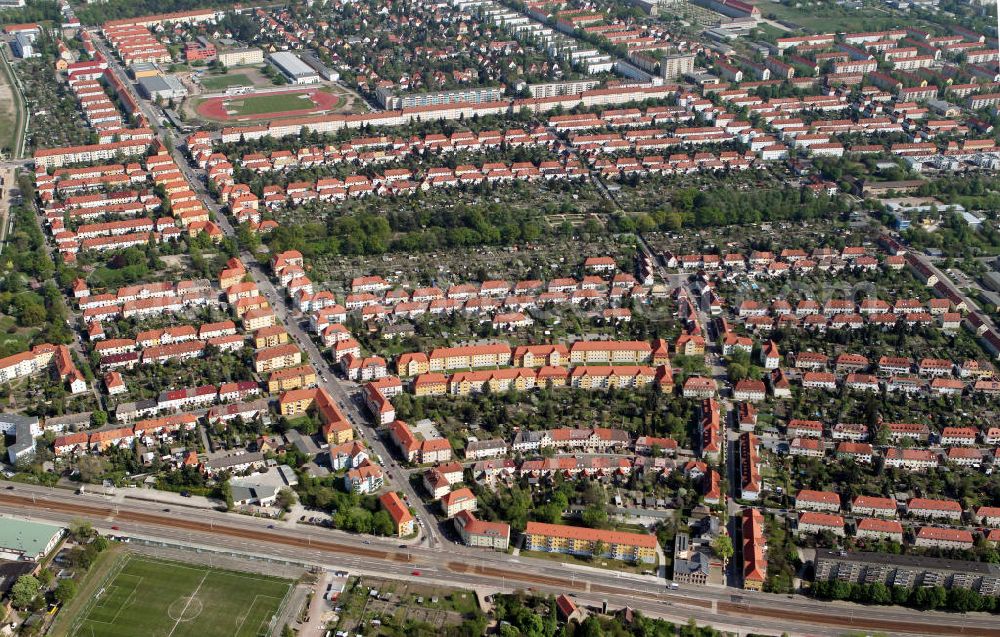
1;483;996;637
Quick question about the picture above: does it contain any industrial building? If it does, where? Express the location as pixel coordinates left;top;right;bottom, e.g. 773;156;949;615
268;52;319;85
0;519;63;561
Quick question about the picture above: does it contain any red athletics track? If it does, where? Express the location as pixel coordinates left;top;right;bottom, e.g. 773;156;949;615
195;88;343;122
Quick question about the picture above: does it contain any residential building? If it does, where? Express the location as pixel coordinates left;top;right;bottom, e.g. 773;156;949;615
856;518;904;542
907;498;962;521
345;460;384;494
453;510;510;550
795;489;841;512
814;549;1000;595
440;487;477;518
742;508;767;591
797;512;845;536
379;491;414;537
915;527;974;550
523;521;657;563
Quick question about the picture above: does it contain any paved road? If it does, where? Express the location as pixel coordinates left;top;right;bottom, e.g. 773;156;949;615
2;484;997;637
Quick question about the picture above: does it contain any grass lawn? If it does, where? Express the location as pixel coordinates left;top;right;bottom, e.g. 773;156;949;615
63;554;292;637
200;73;254;91
763;1;922;32
227;92;314;116
0;315;34;359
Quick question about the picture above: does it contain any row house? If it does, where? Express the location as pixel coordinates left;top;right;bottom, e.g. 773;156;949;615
907;497;963;521
914;527;974;550
884;447;938;471
836;442;874;463
795;489;841;512
856;518;904;542
852;495;898;518
797;512;846;537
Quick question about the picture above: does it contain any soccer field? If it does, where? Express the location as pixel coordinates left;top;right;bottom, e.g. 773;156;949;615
227;92;316;116
199;73;254;92
69;555;292;637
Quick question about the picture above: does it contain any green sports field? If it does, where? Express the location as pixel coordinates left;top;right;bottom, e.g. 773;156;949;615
199;73;254;92
68;555;292;637
227;92;315;116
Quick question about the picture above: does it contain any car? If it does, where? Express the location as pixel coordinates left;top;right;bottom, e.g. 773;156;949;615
267;524;275;529
180;490;191;497
111;525;120;530
4;485;13;490
398;544;407;548
411;570;421;576
162;508;170;512
363;540;371;545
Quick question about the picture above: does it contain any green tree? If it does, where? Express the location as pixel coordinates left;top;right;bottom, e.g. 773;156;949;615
276;487;297;512
54;579;78;604
10;575;40;608
90;410;108;428
869;582;892;605
712;535;734;568
69;520;93;541
592;539;608;560
581;504;608;529
372;510;395;536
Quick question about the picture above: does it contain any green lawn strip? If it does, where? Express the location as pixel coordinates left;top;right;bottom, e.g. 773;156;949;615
49;546;127;637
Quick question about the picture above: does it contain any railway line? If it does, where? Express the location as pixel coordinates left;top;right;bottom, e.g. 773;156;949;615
4;490;1000;636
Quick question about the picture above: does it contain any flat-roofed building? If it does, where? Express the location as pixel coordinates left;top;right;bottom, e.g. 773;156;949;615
268;52;319;85
814;549;1000;596
0;519;64;561
218;47;263;68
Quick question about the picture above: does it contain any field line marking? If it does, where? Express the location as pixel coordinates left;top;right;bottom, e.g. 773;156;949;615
166;570;209;637
240;594;285;637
